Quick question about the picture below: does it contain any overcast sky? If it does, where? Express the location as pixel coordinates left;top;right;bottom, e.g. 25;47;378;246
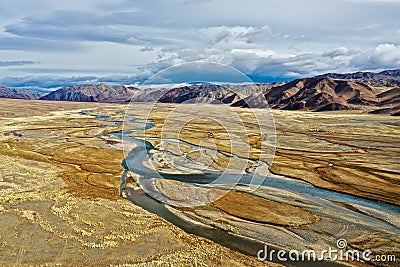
1;0;400;89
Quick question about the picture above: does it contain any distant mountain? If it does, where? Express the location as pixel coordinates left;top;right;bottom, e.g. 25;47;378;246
129;83;277;104
233;78;378;111
1;68;399;115
36;79;399;115
0;86;46;100
317;69;400;80
128;87;170;102
132;79;384;112
155;84;263;104
40;84;139;102
316;69;400;87
268;78;378;109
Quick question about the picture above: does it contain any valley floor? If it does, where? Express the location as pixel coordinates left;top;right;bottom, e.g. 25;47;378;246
0;99;269;267
0;98;399;267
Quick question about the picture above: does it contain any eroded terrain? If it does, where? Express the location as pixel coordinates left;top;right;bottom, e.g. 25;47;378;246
0;99;270;267
0;98;399;267
123;103;400;267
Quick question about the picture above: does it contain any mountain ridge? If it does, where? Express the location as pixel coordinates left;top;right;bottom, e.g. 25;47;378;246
0;69;399;115
316;69;400;87
0;86;46;100
40;84;139;102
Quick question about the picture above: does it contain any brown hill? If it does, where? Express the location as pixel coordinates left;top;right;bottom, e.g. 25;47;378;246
368;88;400;115
130;79;397;115
269;78;377;109
128;87;169;102
2;72;397;115
152;84;262;104
0;86;46;100
376;88;400;105
40;84;139;102
370;105;400;116
232;78;379;111
231;92;270;108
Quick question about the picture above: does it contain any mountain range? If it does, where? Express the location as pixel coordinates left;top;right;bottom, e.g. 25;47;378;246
40;84;139;102
0;69;399;115
232;78;379;110
317;69;400;87
0;86;45;100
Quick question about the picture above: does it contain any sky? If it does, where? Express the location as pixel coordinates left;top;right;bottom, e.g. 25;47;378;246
0;0;400;89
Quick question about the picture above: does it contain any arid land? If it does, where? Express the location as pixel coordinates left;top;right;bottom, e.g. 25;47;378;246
0;98;399;266
0;99;271;267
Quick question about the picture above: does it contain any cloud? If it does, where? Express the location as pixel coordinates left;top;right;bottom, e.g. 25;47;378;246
196;25;272;46
0;0;399;83
0;37;83;51
0;60;36;67
236;44;400;76
3;10;185;50
183;0;211;5
0;74;148;89
351;43;400;69
369;44;400;66
1;43;399;89
145;42;400;79
0;75;99;88
139;46;154;52
322;47;357;58
344;0;400;3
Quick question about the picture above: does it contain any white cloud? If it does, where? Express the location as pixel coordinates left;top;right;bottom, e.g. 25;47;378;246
370;44;400;65
196;25;272;46
351;44;400;69
0;0;399;86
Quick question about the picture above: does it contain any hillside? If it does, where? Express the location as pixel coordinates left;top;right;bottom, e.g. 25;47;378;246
317;69;400;87
1;69;399;115
369;87;400;115
40;84;139;102
155;84;263;104
0;86;46;100
267;78;378;109
232;78;379;111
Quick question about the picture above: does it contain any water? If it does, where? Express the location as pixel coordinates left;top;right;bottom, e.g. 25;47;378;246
112;114;399;266
116;130;400;215
122;183;344;267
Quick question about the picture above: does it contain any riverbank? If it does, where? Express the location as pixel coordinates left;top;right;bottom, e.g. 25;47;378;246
0;99;271;266
121;103;400;266
0;99;399;266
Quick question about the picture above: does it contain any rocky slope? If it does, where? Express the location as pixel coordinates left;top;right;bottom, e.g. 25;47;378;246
0;86;46;100
369;87;400;115
129;83;279;105
40;84;139;102
267;78;378;109
233;78;380;111
376;87;400;105
2;69;399;114
34;80;400;115
155;84;259;104
130;78;398;114
317;69;400;87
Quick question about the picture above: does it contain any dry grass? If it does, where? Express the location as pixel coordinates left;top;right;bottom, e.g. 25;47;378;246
0;99;275;267
214;191;320;227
